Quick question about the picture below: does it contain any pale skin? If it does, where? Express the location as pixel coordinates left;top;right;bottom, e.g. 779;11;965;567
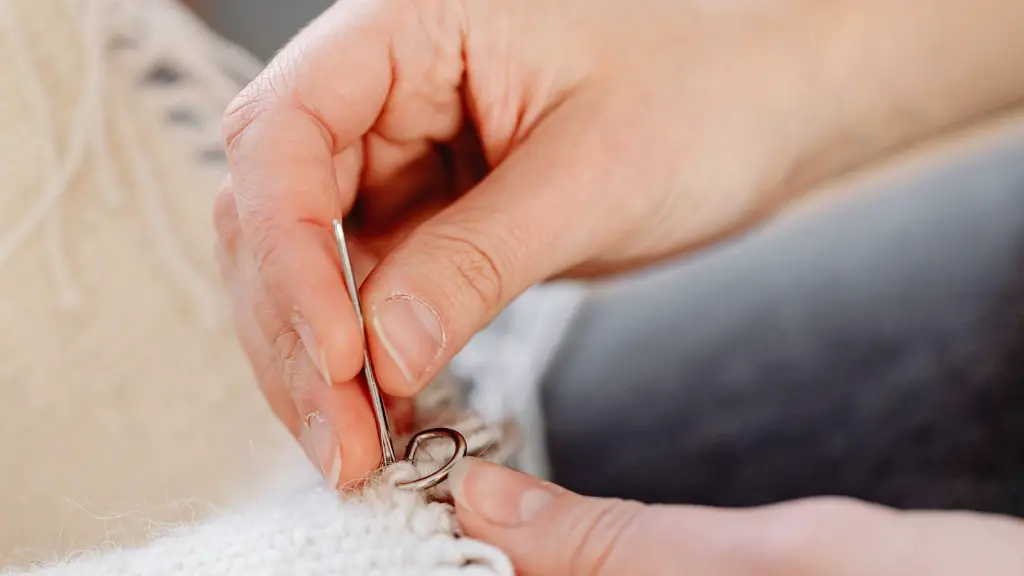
214;0;1024;573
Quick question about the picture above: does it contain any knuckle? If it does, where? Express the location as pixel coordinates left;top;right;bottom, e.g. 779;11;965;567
568;499;645;576
221;57;292;156
222;89;270;158
427;230;506;314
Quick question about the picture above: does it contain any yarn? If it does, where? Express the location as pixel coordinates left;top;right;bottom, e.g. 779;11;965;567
452;285;586;479
12;463;514;576
0;0;516;573
3;402;519;575
0;0;251;322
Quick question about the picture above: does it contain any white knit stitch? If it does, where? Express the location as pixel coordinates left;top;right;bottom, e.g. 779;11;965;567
453;284;587;479
11;463;514;576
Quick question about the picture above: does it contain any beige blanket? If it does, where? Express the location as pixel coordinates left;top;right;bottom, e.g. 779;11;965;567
0;0;329;563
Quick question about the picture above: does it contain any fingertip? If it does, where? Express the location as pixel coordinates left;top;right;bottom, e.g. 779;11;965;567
447;456;479;510
337;436;384;488
314;319;368;386
269;223;365;384
311;377;383;487
450;457;491;537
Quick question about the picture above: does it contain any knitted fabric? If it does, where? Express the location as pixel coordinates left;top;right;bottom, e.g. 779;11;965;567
450;285;586;479
15;464;512;576
0;0;513;573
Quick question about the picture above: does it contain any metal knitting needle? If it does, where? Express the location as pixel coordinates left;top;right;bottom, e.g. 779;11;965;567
332;219;398;467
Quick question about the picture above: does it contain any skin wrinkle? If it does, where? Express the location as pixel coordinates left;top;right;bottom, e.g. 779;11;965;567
426;228;506;317
285;31;359;158
247;321;300;432
231;121;335;223
248;223;285;291
581;500;645;576
352;3;465;227
412;0;464;115
288;94;343;157
456;0;526;166
234;226;330;434
227;271;302;435
272;325;307;391
334;143;366;219
221;93;271;156
374;1;462;142
296;0;394;140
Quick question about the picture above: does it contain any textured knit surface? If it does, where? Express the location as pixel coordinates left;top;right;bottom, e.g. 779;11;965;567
12;463;513;576
0;0;513;573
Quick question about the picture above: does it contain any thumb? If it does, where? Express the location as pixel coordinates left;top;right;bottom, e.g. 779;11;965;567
447;458;1024;576
448;458;711;576
361;101;636;397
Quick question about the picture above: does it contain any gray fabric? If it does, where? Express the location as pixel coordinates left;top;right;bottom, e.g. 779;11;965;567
197;0;334;60
542;128;1024;514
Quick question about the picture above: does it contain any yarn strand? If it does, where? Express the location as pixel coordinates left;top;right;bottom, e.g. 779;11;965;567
0;0;98;303
0;0;241;322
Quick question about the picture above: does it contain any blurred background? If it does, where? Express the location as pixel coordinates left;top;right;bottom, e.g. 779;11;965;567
186;0;332;60
183;0;1024;515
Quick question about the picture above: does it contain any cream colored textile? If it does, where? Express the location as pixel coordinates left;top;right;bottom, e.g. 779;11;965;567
0;0;294;560
0;1;512;573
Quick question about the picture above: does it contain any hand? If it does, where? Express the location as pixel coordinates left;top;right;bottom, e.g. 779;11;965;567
448;458;1024;575
215;0;1024;485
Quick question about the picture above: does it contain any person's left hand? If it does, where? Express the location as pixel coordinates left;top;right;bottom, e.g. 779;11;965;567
448;458;1024;575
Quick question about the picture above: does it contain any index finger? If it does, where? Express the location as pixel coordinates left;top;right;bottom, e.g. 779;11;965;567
221;1;393;383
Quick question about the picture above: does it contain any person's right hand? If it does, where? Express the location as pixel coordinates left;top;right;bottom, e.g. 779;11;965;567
214;0;1024;486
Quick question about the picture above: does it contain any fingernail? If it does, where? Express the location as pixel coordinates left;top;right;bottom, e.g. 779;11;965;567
371;294;445;390
449;457;556;527
303;411;342;488
294;313;331;385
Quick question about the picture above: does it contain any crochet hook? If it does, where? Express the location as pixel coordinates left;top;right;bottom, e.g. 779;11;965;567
332;219;398;467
